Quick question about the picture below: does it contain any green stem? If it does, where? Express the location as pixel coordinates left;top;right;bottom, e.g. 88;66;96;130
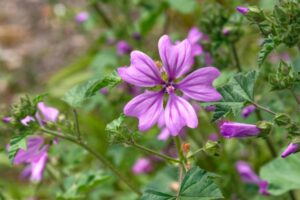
132;142;180;164
72;109;81;141
188;148;204;159
290;89;300;106
252;102;276;115
231;43;242;72
41;128;142;196
90;2;113;28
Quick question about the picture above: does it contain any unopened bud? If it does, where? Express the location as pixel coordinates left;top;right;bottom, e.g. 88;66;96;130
170;182;180;193
182;143;190;154
256;121;273;136
203;141;219;156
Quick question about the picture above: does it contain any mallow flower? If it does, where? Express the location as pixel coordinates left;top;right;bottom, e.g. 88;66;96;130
187;27;204;58
118;35;222;136
14;137;49;182
236;161;269;195
281;143;299;158
132;157;153;174
219;121;261;138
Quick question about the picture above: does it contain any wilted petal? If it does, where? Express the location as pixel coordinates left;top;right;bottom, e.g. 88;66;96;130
37;102;59;122
220;121;260;138
165;94;198;135
118;51;163;87
21;116;35;126
177;67;222;102
281;143;299;158
158;35;192;80
124;91;164;131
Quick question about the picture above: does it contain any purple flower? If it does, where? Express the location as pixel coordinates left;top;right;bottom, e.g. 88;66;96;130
117;40;132;55
37;102;59;122
21;116;35;126
2;116;12;123
222;28;230;36
281;143;299;158
187;27;204;57
132;158;153;174
236;6;249;15
236;161;269;195
241;105;256;118
219;121;260;138
13;137;49;182
118;35;222;136
75;11;89;23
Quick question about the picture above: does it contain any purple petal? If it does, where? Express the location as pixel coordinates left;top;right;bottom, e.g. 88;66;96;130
30;152;48;182
157;128;171;141
164;94;198;136
281;143;299;158
118;51;163;87
236;161;260;184
236;6;249;15
132;158;153;174
258;181;270;195
75;11;89;23
220;121;260;138
158;35;192;80
124;91;164;131
241;105;256;118
14;137;46;164
37;102;59;122
116;40;132;55
187;27;203;44
177;67;222;102
20;116;35;126
2;116;12;123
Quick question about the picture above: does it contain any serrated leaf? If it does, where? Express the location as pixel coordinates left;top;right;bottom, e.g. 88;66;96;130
260;153;300;195
211;70;258;121
62;71;121;107
142;167;223;200
57;171;109;200
8;134;27;163
179;167;223;199
258;37;278;67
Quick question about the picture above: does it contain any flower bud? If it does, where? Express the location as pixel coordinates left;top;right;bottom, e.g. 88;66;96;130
203;140;219;156
274;113;291;126
281;143;299;158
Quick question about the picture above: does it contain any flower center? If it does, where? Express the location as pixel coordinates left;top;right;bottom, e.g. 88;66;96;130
165;83;175;94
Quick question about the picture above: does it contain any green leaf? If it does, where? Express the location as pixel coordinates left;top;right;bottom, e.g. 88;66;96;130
260;153;300;195
57;170;109;200
62;71;121;107
179;167;223;199
211;70;258;121
8;134;27;163
142;167;223;200
167;0;197;14
258;37;278;67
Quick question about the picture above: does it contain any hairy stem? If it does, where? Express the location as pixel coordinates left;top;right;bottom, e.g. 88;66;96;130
290;89;300;106
252;102;276;115
72;109;81;141
41;128;141;196
132;142;180;164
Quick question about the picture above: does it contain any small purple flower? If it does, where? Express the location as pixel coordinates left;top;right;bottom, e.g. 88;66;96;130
222;28;230;36
2;116;12;123
37;102;59;122
117;40;132;55
219;121;260;138
75;11;89;23
236;6;249;15
187;27;204;58
13;137;49;182
281;143;299;158
118;35;222;136
132;158;153;174
236;161;269;196
241;105;256;118
21;116;35;126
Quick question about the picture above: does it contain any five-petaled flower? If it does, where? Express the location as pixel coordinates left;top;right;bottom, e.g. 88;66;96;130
118;35;222;136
